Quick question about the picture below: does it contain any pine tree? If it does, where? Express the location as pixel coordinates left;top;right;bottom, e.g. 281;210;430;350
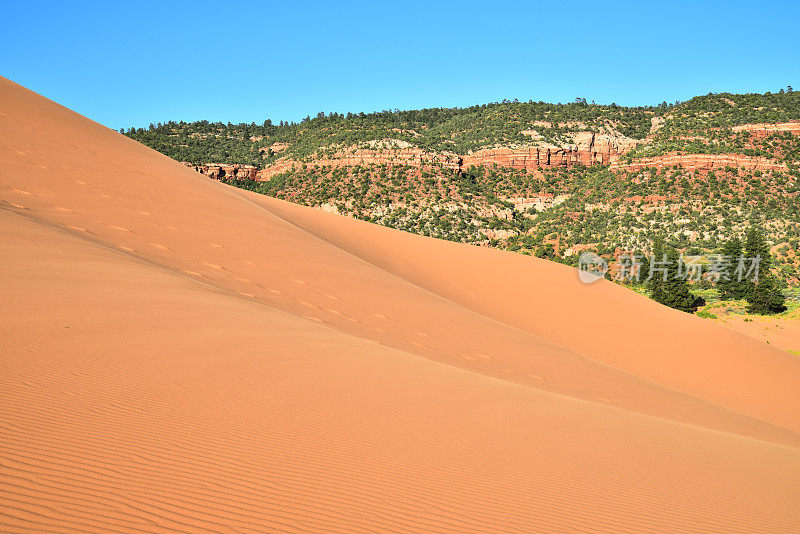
746;275;787;314
634;250;649;284
717;237;749;300
744;227;771;273
743;227;786;314
648;238;705;313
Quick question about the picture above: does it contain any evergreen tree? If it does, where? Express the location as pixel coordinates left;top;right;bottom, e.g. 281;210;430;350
743;227;786;314
744;227;771;273
634;249;649;285
746;275;787;314
648;238;705;313
717;237;748;300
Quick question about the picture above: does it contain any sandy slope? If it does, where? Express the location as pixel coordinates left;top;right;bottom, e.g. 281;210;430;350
720;313;800;356
1;75;799;532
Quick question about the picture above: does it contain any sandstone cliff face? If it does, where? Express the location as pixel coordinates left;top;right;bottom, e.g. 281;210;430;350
731;121;800;138
610;153;789;173
461;145;590;170
184;163;259;180
459;128;640;171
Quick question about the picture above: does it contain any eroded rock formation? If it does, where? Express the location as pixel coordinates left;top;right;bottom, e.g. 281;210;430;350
184;163;259;181
610;153;789;173
731;121;800;138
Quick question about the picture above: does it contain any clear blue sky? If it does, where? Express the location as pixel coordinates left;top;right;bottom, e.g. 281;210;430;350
3;0;798;130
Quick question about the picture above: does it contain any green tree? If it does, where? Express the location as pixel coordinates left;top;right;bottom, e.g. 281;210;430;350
743;227;786;314
744;227;771;272
746;275;787;314
717;237;749;300
534;243;558;261
648;238;705;313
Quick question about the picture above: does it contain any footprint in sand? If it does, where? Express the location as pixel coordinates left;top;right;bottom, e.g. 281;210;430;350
200;261;224;270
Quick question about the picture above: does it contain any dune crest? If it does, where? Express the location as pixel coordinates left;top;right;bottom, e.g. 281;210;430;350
2;76;800;532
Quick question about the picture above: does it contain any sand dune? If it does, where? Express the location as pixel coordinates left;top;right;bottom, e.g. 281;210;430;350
2;75;800;532
720;312;800;355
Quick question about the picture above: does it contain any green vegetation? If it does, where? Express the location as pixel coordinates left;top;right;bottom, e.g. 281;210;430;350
648;238;705;313
717;237;749;300
742;228;787;314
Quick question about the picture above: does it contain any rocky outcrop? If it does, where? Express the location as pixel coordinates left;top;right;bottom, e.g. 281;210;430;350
731;121;800;138
183;163;258;180
610;153;788;173
462;146;585;170
260;143;288;155
459;130;636;171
